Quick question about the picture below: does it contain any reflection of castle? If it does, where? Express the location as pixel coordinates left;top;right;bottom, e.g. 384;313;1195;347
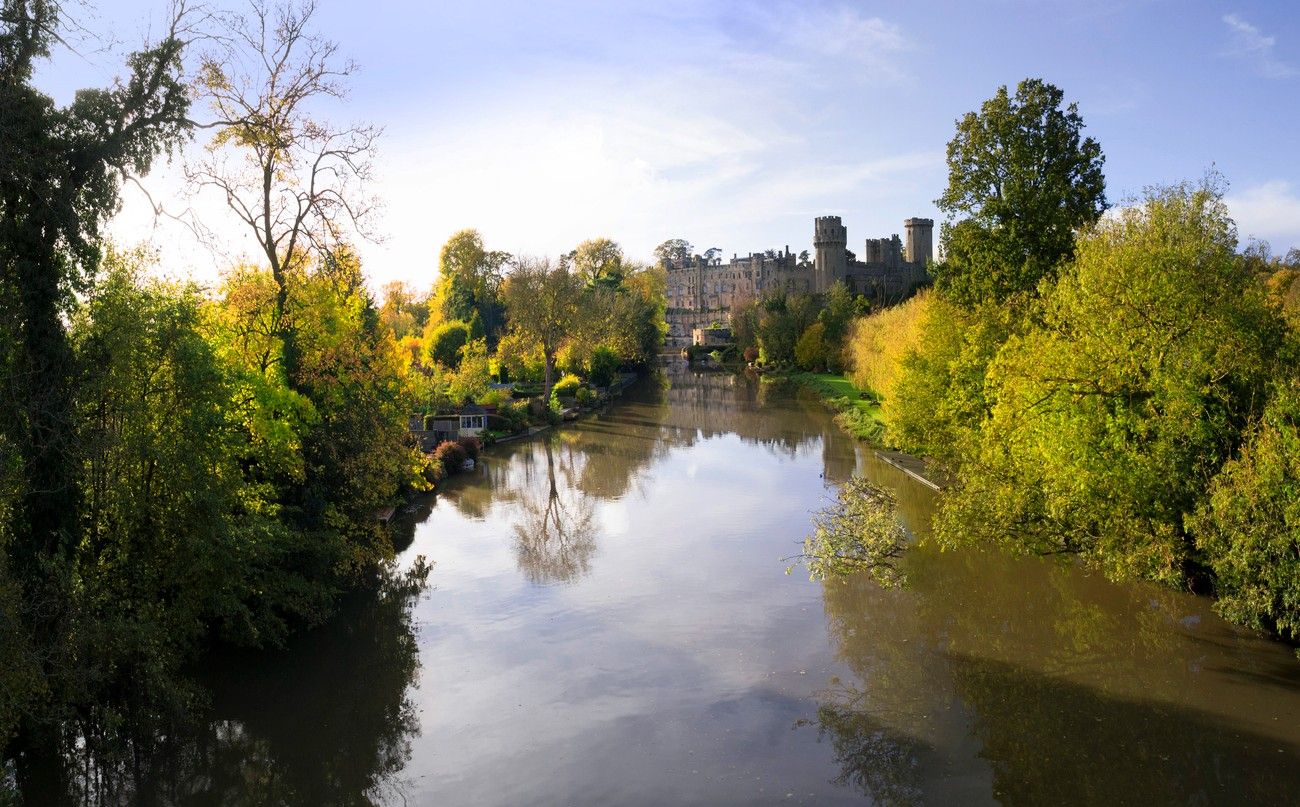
666;216;932;344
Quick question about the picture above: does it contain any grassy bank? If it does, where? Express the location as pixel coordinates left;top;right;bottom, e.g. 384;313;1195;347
773;371;886;442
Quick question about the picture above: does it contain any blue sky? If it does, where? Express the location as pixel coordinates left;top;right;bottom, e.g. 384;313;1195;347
38;0;1300;289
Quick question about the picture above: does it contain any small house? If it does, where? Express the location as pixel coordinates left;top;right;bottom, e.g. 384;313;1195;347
457;403;487;437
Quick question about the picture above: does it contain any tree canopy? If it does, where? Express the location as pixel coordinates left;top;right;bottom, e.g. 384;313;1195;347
932;78;1107;307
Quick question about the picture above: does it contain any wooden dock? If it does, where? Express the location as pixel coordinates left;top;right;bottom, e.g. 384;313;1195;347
874;449;949;491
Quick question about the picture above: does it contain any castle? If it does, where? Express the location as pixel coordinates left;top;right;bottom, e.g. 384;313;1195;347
665;216;933;346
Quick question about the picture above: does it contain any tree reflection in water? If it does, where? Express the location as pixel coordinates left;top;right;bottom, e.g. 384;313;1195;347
29;566;426;806
513;437;598;585
802;681;927;807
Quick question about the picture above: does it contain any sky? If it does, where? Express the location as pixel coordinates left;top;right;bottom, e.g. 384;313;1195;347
33;0;1300;293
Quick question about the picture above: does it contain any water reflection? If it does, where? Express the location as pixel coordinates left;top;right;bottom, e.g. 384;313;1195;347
512;438;599;585
813;490;1300;805
28;570;425;805
38;364;1300;804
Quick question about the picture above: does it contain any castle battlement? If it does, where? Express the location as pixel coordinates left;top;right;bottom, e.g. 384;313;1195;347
663;214;932;346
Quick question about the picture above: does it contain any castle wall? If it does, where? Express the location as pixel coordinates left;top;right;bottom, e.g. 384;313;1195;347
665;215;931;339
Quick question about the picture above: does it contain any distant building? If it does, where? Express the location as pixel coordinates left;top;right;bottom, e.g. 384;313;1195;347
692;325;733;347
664;215;932;346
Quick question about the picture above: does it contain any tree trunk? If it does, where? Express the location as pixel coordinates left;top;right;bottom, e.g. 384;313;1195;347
544;351;556;403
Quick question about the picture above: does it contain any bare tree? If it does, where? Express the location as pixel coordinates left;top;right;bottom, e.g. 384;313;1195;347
186;0;380;373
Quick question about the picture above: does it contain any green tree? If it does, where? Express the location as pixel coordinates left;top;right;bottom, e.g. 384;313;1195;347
0;0;192;761
425;320;471;369
795;322;830;371
446;338;491;405
1192;378;1300;641
933;78;1107;307
588;346;619;388
653;238;693;268
756;292;818;364
436;229;510;346
936;181;1284;585
500;258;585;400
800;476;908;588
572;237;626;288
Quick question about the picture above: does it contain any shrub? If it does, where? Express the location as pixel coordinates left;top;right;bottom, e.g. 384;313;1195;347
575;387;594;406
421;453;446;486
478;387;509;407
456;435;481;461
834;407;885;443
589;346;619;387
433;440;469;473
551;373;582;400
497;401;529;432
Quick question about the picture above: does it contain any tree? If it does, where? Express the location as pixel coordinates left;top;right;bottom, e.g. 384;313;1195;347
499;258;585;400
0;1;193;764
188;0;380;377
795;322;829;371
378;281;428;340
424;320;470;369
933;78;1106;307
800;476;908;589
936;181;1284;585
653;238;692;268
435;229;509;346
818;281;858;346
1193;379;1300;641
588;346;619;388
572;237;625;288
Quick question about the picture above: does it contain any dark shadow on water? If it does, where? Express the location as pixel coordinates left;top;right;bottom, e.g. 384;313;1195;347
22;572;425;806
949;652;1300;806
807;652;1300;806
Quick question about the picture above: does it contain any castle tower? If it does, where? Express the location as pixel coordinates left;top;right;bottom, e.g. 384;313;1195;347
813;215;847;294
903;218;934;267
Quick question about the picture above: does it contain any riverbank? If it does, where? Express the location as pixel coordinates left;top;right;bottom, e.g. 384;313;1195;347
765;370;886;443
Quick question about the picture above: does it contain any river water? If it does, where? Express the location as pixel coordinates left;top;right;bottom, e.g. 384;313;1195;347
184;363;1300;805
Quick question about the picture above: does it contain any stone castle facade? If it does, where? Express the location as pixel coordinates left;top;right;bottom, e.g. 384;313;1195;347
665;215;933;346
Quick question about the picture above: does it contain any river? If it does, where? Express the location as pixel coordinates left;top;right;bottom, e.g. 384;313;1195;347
153;363;1300;804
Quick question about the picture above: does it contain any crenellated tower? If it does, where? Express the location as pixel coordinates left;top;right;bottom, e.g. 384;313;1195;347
903;217;934;267
813;215;847;293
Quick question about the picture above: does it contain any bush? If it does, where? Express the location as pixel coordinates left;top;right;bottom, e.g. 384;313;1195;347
456;434;481;461
478;387;509;407
421;452;446;486
498;401;530;432
433;440;469;474
589;346;619;387
575;387;594;406
835;407;885;443
551;373;582;400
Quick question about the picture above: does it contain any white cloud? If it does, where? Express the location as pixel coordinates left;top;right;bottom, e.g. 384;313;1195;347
769;4;912;84
1222;14;1297;79
1227;180;1300;251
109;1;928;292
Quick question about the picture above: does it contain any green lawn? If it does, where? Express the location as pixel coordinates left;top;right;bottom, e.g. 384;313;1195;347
791;372;883;418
